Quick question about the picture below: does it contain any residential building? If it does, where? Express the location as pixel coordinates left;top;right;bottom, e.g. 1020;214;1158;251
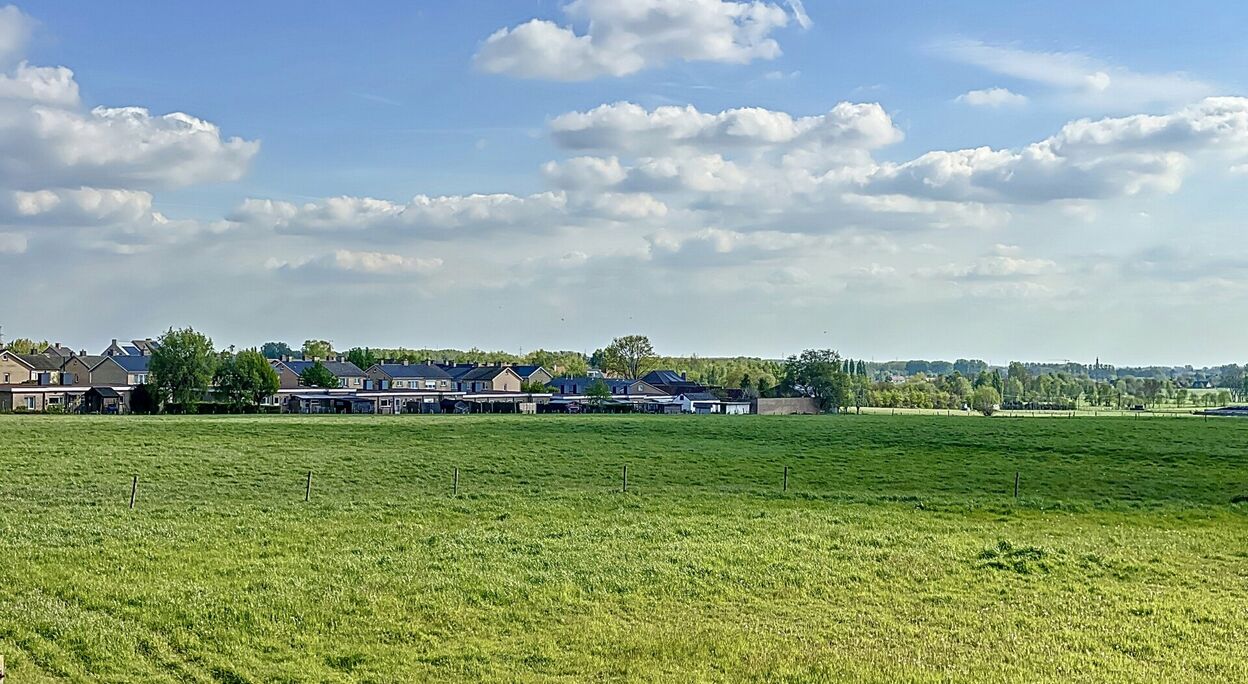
441;363;523;392
89;354;152;385
510;365;553;386
366;361;454;391
678;392;723;414
102;338;158;357
547;377;666;397
642;370;709;396
62;355;108;385
272;358;368;390
0;351;65;385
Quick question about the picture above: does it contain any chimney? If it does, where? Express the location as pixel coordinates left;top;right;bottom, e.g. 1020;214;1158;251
78;349;86;357
494;361;503;367
402;359;410;366
54;342;62;351
681;372;687;381
141;348;150;357
424;358;433;365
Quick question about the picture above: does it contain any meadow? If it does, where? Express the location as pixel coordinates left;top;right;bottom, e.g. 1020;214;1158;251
0;414;1245;682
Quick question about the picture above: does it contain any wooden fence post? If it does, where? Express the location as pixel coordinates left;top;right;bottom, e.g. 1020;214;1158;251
129;475;138;510
783;465;789;492
1014;471;1019;499
305;471;312;502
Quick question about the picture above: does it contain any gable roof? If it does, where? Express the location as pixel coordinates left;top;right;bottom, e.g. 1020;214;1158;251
643;370;688;385
455;366;519;382
371;363;452;380
510;365;547;379
282;360;366;378
17;354;63;371
110;355;151;372
67;355;109;370
680;392;720;402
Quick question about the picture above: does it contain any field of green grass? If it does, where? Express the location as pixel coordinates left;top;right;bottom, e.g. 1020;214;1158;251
1;414;1246;682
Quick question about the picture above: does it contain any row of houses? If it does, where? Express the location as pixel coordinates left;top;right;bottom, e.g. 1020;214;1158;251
0;339;816;415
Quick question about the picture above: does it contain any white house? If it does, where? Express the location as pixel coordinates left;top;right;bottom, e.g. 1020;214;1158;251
679;392;722;414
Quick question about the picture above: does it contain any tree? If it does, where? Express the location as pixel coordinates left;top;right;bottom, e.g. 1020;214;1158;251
521;379;552;394
4;337;47;354
260;341;294;359
150;327;217;413
600;335;656;378
299;361;339;388
585;379;612;409
346;347;378;370
130;383;159;414
214;349;280;412
302;339;333;360
972;386;1002;416
782;349;851;413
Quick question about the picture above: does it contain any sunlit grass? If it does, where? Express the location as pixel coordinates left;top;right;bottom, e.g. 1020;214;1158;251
1;414;1246;682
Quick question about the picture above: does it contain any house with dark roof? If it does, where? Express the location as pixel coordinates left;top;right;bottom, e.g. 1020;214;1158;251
102;338;158;357
62;355;109;385
366;361;454;391
40;343;74;359
0;351;69;385
509;365;553;386
547;377;666;397
272;359;367;390
440;363;523;392
90;354;152;386
642;369;709;396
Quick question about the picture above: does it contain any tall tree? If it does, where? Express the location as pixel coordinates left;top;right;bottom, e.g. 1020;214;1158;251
260;341;294;359
971;386;1002;416
302;339;334;360
585;379;612;408
299;361;339;389
782;349;851;413
215;349;280;411
601;335;656;378
150;327;217;413
346;347;378;370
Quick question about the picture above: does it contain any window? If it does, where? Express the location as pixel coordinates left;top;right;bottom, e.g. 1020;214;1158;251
48;397;61;405
25;397;36;410
425;380;437;389
2;372;8;382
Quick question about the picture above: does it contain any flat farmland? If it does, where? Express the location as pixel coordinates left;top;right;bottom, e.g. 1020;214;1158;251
0;414;1245;682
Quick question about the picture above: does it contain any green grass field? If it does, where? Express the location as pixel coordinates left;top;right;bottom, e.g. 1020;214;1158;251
1;414;1246;682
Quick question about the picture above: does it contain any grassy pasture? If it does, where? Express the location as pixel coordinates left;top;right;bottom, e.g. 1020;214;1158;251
0;414;1246;682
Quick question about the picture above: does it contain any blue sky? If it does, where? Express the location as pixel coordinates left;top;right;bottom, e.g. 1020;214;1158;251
2;1;1247;365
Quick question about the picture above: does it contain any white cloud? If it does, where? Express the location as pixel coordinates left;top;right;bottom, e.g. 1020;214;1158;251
0;5;33;65
269;250;444;277
956;87;1028;108
233;192;569;237
862;97;1248;203
936;40;1212;109
785;0;811;30
551;101;901;154
474;0;799;81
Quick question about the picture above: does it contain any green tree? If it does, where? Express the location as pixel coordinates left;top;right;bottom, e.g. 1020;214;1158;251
302;339;333;360
346;347;378;370
4;337;47;354
521;379;552;394
260;341;294;359
215;349;280;412
601;335;656;378
585;379;612;408
150;327;217;413
782;349;851;413
972;386;1002;416
299;361;338;389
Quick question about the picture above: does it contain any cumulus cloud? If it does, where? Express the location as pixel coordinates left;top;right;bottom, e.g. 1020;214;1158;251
956;87;1028;108
936;40;1212;109
862;97;1248;203
268;250;443;277
551;101;902;154
233;192;569;237
0;5;33;65
474;0;800;81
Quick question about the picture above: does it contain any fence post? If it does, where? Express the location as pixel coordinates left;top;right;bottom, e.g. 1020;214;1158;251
453;467;459;496
305;471;312;502
1013;471;1019;499
783;465;789;492
622;465;628;493
129;475;138;510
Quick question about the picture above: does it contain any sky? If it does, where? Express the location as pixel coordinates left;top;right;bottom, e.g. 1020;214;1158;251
1;0;1247;366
